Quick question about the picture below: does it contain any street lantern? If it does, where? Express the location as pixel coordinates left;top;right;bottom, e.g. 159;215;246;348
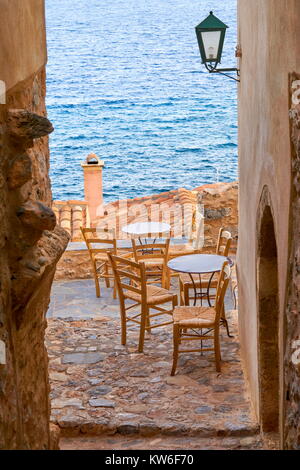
195;11;240;81
195;11;228;67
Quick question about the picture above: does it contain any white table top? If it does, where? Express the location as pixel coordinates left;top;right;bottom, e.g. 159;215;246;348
122;221;171;236
168;254;233;274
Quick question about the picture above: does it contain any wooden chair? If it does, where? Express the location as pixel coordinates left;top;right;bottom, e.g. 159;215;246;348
81;227;118;298
131;238;171;290
178;228;232;336
179;228;232;305
108;253;178;353
171;261;231;375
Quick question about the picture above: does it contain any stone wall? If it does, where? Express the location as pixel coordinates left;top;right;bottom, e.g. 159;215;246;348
283;73;300;449
0;1;69;450
198;182;238;253
55;250;94;281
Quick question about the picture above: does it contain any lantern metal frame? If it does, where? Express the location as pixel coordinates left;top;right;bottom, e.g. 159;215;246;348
195;11;240;82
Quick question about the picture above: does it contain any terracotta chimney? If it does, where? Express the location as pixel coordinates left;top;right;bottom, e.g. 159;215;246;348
81;153;105;222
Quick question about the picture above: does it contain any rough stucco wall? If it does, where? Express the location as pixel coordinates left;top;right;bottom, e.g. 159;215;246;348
0;0;47;91
237;0;300;445
0;2;69;449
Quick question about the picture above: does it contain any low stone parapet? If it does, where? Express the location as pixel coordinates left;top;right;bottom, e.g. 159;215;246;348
54;242;93;280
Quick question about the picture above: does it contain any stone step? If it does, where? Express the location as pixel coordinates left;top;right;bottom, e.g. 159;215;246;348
60;433;264;451
53;417;260;439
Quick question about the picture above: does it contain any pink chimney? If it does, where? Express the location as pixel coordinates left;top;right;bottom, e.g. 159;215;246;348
81;153;105;222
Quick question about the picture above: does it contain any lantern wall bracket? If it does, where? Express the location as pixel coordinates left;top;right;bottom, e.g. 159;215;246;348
204;63;240;82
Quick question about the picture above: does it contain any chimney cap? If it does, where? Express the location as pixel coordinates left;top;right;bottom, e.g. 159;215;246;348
81;153;104;168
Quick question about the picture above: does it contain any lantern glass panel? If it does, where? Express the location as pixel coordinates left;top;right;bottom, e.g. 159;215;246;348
201;30;221;61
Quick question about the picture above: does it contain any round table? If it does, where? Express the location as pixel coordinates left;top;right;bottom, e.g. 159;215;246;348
168;254;233;307
122;222;171;252
122;221;171;238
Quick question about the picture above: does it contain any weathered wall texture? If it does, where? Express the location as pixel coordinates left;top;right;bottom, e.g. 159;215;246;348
284;73;300;449
199;182;238;253
0;1;69;449
237;0;300;449
55;250;94;281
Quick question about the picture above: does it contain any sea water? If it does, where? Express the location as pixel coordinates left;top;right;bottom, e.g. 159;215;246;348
46;0;237;203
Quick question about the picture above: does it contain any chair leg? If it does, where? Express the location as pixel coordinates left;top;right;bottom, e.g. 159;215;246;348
221;305;232;337
179;279;185;306
93;263;101;298
164;268;171;290
171;324;180;376
120;306;127;346
146;307;151;333
184;284;190;306
104;263;110;288
214;328;221;373
161;270;165;289
113;280;117;299
138;305;148;353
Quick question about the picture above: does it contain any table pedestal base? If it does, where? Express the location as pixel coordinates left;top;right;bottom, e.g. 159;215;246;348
188;272;215;307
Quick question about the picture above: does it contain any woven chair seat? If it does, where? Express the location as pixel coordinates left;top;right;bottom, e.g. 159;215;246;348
143;259;164;269
125;284;176;306
173;306;216;328
172;253;231;375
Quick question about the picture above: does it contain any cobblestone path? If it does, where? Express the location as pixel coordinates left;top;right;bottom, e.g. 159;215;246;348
46;279;263;450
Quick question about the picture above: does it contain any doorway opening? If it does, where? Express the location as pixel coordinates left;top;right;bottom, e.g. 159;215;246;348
257;203;280;433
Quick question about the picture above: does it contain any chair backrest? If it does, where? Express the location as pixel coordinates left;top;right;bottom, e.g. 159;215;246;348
216;228;232;257
82;226;116;239
80;227;117;259
131;239;170;264
214;261;231;319
108;253;146;304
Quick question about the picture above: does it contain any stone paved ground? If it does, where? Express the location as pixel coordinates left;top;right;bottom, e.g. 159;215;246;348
46;278;263;450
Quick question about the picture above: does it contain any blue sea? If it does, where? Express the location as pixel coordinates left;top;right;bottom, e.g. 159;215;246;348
46;0;237;203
